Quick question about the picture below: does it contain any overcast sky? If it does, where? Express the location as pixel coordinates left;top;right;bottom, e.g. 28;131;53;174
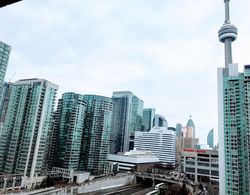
1;0;250;144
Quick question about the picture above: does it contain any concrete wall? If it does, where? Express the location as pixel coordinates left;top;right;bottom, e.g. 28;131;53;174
76;173;135;194
21;176;46;189
73;172;90;184
47;173;135;194
136;163;154;172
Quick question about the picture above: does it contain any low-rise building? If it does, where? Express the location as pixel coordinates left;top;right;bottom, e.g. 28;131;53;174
106;150;160;173
181;148;219;183
51;167;90;184
182;137;199;149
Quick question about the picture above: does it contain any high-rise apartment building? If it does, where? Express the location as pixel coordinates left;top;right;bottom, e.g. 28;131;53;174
218;1;249;194
135;115;176;165
47;111;57;170
207;129;214;149
79;95;112;175
110;91;143;154
218;64;250;195
142;108;155;131
52;92;86;170
0;78;58;178
0;82;13;123
0;82;13;137
0;42;11;100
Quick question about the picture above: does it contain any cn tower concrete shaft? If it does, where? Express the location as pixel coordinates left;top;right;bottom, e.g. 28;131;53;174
218;0;238;68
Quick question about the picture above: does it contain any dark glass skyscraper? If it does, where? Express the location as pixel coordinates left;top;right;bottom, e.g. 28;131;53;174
142;108;155;131
110;91;133;154
110;91;143;154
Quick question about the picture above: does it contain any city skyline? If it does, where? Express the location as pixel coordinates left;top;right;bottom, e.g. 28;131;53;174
1;1;250;143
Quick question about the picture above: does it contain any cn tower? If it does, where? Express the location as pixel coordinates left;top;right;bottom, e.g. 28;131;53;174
218;0;238;68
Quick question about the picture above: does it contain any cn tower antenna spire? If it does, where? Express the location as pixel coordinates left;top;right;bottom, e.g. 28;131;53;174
225;0;230;22
218;0;238;68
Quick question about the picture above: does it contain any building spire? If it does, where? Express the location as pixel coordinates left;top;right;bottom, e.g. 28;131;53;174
224;0;230;22
218;0;238;68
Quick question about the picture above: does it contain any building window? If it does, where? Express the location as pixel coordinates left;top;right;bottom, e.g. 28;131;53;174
185;167;195;173
197;169;209;175
211;170;219;176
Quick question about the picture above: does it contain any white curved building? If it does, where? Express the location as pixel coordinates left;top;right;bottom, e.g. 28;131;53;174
134;126;176;165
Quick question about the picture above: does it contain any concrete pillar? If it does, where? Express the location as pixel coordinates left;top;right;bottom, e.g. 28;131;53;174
12;177;16;189
195;174;198;183
152;178;155;187
3;178;7;189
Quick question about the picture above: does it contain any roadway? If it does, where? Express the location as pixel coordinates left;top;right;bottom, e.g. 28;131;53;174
81;184;152;195
107;185;153;195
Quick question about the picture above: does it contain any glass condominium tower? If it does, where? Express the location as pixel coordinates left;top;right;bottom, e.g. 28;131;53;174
79;95;112;175
0;82;13;137
52;92;86;170
0;78;58;178
0;41;11;100
218;0;249;194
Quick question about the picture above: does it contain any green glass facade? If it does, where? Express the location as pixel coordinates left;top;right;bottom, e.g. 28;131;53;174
207;129;214;148
129;95;143;150
79;95;112;175
0;82;13;123
0;82;13;137
53;92;86;170
130;95;144;136
0;79;58;177
0;41;11;101
142;108;155;132
219;65;250;194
